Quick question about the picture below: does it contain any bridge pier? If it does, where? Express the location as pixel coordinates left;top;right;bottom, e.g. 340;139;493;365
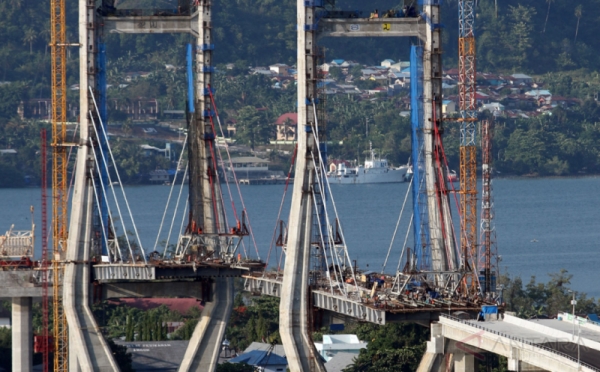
508;354;549;371
11;297;32;372
179;278;233;372
453;352;475;372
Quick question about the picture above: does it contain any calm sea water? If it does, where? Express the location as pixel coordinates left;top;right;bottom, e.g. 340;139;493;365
1;177;599;298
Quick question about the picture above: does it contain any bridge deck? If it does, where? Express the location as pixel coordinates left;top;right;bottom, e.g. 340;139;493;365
93;261;264;282
433;314;600;371
244;273;492;325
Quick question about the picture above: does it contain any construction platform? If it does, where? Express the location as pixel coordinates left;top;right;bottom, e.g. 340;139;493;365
93;260;264;282
244;272;498;325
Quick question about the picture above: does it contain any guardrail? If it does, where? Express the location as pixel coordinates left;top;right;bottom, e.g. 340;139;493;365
439;314;600;372
104;8;197;17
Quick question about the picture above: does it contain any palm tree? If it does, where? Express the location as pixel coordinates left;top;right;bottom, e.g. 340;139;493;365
574;5;583;42
543;0;554;34
23;29;36;54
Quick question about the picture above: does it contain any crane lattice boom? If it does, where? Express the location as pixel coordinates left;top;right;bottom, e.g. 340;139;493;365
458;0;478;291
50;0;69;369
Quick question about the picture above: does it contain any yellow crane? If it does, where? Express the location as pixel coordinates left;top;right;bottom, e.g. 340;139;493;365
50;0;69;370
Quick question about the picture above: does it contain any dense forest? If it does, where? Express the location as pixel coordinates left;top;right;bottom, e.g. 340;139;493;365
1;0;600;184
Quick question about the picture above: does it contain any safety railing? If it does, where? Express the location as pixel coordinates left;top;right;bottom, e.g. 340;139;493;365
439;314;600;372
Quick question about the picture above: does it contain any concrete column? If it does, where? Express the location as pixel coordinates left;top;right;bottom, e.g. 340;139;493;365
12;297;32;372
454;352;474;372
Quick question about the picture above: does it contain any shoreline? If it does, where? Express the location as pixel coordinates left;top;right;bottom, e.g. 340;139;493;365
3;174;600;189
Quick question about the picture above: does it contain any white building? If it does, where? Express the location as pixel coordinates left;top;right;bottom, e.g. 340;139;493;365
380;59;395;68
442;100;456;114
480;102;505;115
269;63;290;76
314;334;368;362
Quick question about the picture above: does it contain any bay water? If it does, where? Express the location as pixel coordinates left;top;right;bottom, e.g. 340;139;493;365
1;176;599;298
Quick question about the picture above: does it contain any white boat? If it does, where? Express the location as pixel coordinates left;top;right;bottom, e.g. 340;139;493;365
327;142;409;184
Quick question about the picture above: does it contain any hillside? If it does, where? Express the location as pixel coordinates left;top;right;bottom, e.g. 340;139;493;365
1;0;600;185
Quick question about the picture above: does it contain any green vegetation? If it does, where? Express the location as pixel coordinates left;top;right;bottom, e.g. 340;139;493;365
2;0;600;185
91;302;202;341
225;295;281;351
341;323;428;372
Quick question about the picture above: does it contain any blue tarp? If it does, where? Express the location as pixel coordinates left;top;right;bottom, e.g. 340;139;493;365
410;45;430;269
186;44;195;113
482;305;498;314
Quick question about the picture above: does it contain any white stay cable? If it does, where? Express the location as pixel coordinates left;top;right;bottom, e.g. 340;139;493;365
382;176;413;274
89;88;147;263
89;138;136;263
89;170;122;263
174;199;189;258
210;99;260;259
396;215;414;275
309;153;344;280
153;134;188;252
164;164;189;257
309;120;359;294
310;154;345;296
309;185;336;296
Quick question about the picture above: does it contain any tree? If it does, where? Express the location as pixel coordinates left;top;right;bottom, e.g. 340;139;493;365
22;29;36;54
574;5;583;42
235;106;272;149
506;5;536;70
342;323;429;372
329;66;343;81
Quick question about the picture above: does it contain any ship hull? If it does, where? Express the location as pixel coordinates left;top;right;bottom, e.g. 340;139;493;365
327;167;409;184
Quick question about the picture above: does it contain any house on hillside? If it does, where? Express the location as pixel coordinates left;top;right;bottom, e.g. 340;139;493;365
480;102;505;116
442;100;456;115
269;64;290;76
380;59;395;68
510;73;533;85
390;61;410;72
525;89;552;99
360;68;378;78
274;113;298;141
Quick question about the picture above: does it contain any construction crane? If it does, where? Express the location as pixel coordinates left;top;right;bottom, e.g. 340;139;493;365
40;130;50;372
458;0;478;292
479;120;497;296
50;0;69;369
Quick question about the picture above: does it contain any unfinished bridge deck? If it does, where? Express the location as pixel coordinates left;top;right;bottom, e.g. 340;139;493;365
244;272;494;325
